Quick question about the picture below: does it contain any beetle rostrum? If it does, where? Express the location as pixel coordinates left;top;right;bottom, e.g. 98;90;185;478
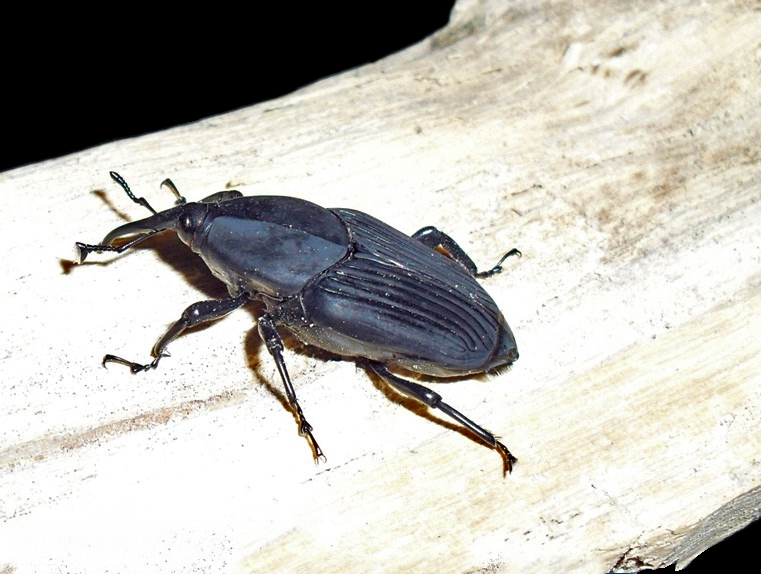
76;172;521;474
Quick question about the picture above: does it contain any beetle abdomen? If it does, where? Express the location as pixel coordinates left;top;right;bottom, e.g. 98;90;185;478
288;209;514;376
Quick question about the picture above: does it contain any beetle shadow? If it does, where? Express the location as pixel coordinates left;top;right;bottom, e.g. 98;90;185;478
91;188;138;223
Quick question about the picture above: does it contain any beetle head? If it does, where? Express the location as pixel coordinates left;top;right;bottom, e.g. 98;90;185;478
75;173;245;264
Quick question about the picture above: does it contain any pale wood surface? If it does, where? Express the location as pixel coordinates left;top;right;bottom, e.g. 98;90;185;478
2;1;760;572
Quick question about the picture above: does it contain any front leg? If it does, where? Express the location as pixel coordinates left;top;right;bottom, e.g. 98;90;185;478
103;294;248;372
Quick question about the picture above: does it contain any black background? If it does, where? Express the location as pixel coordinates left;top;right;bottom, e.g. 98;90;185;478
4;3;755;572
3;4;455;173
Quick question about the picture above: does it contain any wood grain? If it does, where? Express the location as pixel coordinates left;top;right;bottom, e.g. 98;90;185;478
1;1;760;572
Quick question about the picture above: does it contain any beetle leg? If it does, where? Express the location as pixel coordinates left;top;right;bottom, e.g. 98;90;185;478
257;314;325;462
103;294;248;373
368;362;516;475
412;226;521;278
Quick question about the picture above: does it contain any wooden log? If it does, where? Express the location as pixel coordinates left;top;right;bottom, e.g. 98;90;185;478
1;0;759;572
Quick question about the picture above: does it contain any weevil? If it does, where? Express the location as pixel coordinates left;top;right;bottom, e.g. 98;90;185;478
76;172;521;474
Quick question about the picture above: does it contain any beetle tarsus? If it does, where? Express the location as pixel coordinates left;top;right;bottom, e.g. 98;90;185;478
292;402;324;460
495;441;517;476
299;418;325;462
102;353;164;373
475;248;522;279
301;418;325;462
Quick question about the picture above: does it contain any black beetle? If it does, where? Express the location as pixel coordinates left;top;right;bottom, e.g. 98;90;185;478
76;172;521;474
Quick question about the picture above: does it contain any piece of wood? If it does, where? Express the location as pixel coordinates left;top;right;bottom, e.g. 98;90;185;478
1;0;759;572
